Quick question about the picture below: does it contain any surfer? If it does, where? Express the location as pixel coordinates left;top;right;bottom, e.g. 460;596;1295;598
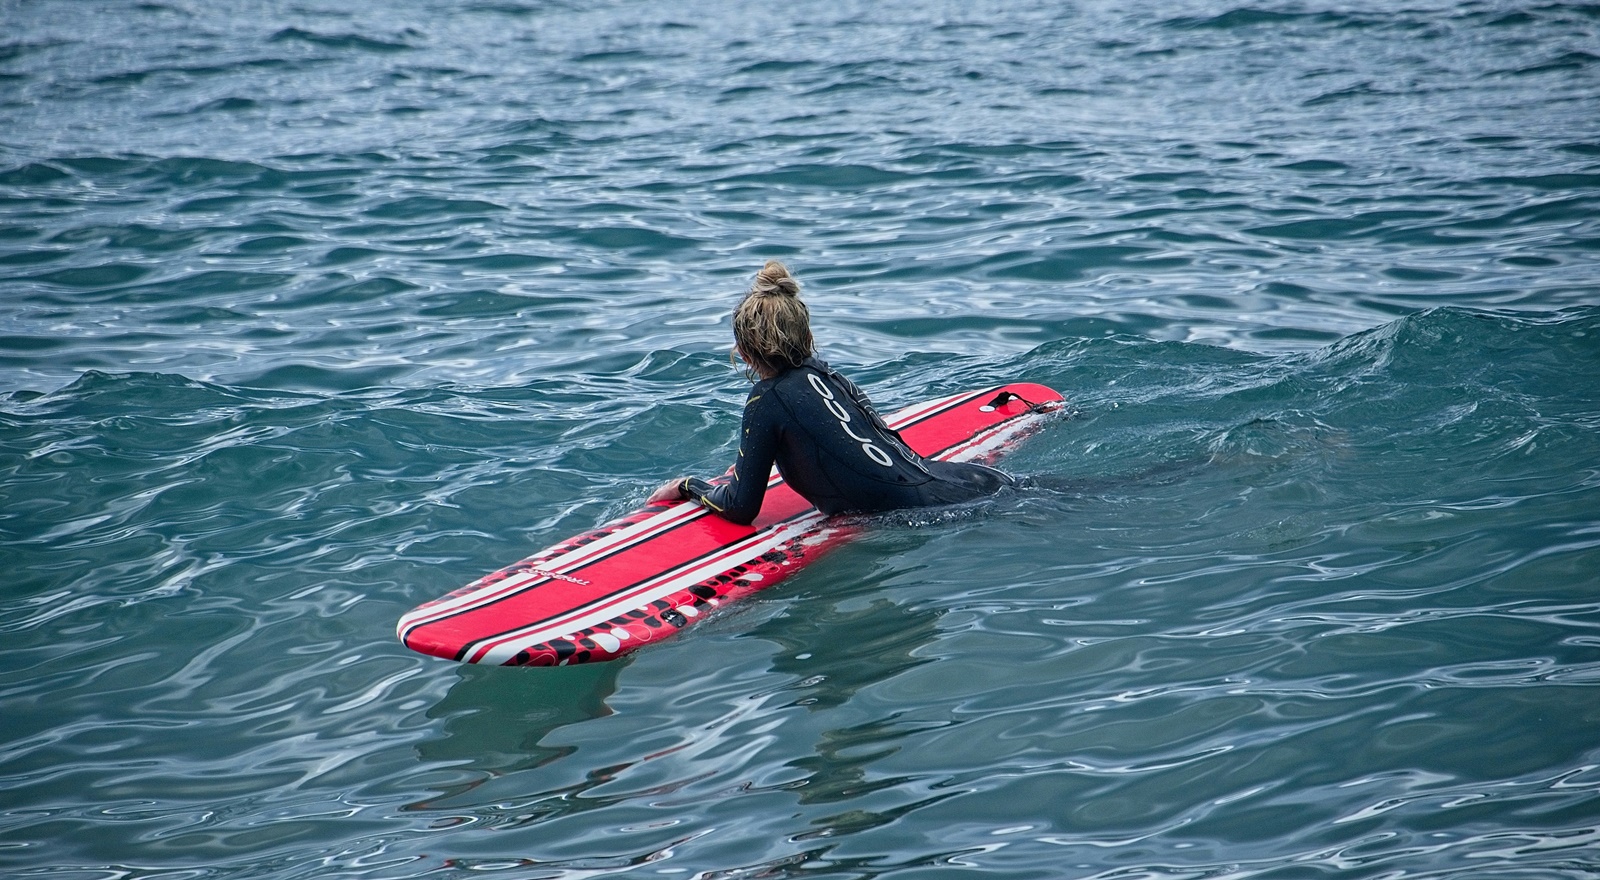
650;261;1014;525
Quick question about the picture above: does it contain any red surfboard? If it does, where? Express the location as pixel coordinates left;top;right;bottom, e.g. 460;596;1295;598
399;383;1063;666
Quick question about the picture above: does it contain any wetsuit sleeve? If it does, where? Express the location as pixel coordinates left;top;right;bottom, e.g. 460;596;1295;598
683;390;780;526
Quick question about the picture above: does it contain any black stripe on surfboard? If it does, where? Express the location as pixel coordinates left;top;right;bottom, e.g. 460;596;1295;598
885;387;992;433
401;503;715;645
904;386;1030;458
457;503;823;662
400;472;790;644
469;508;833;665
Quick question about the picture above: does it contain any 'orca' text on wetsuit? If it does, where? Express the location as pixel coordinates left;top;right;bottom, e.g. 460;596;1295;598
684;357;1014;524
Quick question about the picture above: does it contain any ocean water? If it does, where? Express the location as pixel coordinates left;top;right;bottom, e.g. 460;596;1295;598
3;0;1600;877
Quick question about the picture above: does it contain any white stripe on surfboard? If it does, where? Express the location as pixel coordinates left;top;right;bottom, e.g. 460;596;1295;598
463;509;826;662
467;510;834;665
397;499;711;638
397;469;789;640
940;409;1048;464
882;387;982;429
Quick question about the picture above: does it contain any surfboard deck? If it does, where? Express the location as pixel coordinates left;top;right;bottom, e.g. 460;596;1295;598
398;382;1064;666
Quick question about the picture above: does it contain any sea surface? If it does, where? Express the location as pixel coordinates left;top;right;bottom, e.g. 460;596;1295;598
4;1;1600;877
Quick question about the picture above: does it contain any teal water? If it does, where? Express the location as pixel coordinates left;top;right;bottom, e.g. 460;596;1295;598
4;1;1600;877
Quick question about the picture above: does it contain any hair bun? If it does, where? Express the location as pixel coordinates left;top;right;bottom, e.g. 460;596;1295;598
752;260;801;298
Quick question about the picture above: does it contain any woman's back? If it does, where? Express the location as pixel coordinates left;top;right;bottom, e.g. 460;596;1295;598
687;357;1013;523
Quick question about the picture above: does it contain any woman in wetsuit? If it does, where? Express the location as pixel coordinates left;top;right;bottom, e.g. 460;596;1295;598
649;261;1014;525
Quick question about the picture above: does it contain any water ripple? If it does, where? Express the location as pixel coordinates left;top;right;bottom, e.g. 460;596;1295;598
4;1;1600;877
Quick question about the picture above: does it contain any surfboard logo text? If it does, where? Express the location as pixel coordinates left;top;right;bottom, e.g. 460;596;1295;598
531;569;591;586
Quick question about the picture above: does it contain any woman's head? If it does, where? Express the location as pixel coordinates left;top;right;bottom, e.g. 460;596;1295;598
732;260;813;378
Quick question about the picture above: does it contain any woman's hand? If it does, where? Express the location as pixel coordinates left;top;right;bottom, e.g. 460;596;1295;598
648;478;688;505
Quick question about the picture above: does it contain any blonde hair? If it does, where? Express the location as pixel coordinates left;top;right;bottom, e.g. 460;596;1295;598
732;260;813;378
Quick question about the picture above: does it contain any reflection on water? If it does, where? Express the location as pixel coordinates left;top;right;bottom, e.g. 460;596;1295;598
417;661;625;796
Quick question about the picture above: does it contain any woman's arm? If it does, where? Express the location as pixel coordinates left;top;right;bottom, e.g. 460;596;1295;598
653;390;780;526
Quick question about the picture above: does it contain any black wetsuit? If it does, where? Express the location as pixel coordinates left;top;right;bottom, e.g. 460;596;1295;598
684;357;1014;525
